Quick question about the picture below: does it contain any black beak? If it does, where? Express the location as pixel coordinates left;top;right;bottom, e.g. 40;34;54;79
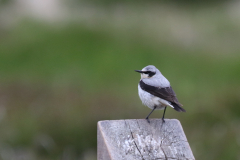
135;70;144;73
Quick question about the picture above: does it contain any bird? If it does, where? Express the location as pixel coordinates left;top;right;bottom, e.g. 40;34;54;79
135;65;186;123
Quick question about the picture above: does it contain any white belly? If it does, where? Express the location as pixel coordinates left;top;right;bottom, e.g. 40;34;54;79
138;84;174;110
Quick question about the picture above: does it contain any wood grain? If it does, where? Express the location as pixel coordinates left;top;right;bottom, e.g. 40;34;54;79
98;119;195;160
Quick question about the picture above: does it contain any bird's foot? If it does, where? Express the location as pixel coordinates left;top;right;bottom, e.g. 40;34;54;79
162;118;165;123
145;117;150;124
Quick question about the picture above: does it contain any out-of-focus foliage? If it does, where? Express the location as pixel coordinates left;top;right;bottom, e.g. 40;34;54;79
0;0;227;7
0;0;8;5
72;0;226;6
0;1;240;160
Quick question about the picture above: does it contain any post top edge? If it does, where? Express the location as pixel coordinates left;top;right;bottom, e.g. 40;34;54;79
98;118;181;123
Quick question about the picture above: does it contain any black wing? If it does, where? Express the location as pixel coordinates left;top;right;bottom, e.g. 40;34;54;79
139;80;186;112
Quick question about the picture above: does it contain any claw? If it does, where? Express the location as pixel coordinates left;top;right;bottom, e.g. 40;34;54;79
162;118;165;123
146;118;150;123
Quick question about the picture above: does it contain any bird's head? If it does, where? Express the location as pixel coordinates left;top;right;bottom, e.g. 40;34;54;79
135;65;159;79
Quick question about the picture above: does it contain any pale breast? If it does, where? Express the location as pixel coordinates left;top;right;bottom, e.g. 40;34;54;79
138;84;164;110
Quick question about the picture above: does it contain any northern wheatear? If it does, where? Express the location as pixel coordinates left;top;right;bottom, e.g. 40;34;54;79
135;65;186;123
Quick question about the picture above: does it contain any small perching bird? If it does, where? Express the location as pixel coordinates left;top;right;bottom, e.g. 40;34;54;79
135;65;186;123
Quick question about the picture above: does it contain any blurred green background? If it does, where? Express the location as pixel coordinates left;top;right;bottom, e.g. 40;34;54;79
0;0;240;159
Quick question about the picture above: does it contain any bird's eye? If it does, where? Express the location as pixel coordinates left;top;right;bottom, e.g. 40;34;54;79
145;71;155;77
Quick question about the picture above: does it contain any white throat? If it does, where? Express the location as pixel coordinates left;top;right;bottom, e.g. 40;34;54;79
141;73;149;79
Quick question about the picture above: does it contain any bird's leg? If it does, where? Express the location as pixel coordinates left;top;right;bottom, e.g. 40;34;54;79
162;107;167;123
146;106;156;123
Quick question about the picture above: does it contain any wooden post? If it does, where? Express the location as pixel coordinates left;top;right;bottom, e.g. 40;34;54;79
98;119;195;160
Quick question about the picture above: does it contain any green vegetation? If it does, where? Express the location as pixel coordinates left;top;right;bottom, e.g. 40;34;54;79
0;5;240;159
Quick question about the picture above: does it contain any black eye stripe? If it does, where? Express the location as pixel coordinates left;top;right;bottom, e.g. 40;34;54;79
143;71;156;77
144;71;153;74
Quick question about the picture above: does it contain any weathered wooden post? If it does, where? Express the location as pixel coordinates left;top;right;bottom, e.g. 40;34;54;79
98;119;195;160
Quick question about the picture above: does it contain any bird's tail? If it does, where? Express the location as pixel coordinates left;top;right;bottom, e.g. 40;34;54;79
171;103;186;112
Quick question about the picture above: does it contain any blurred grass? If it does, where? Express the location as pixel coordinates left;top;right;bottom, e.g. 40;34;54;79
0;4;240;159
